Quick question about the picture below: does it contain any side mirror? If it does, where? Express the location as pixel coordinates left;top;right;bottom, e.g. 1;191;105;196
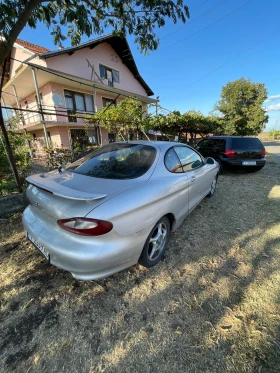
206;157;215;165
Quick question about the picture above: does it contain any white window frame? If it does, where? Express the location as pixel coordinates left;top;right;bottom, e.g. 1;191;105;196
98;63;120;86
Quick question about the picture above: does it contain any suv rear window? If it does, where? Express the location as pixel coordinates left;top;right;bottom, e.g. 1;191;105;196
198;139;225;150
66;143;156;179
232;138;263;149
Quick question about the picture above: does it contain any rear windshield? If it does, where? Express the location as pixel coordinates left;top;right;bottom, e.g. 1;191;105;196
232;138;263;149
66;143;157;179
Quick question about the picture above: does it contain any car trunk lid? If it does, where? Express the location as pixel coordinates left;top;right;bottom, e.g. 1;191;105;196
26;170;147;221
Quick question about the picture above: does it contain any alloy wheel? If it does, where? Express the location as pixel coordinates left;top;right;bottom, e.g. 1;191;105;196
147;222;168;261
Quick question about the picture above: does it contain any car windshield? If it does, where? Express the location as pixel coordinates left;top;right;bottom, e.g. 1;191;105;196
66;143;157;179
232;138;263;149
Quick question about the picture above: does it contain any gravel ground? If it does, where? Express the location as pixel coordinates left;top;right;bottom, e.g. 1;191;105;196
0;152;279;373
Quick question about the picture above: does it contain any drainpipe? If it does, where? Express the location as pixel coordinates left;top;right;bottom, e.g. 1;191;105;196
12;85;25;126
31;67;50;148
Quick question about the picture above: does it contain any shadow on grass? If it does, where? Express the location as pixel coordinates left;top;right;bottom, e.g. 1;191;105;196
0;158;279;373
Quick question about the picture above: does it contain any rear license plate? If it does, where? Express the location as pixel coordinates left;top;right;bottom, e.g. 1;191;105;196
242;161;256;166
26;232;50;260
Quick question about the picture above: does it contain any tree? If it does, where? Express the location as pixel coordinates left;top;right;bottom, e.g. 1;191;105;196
83;97;149;140
215;78;269;136
0;0;189;65
147;110;222;143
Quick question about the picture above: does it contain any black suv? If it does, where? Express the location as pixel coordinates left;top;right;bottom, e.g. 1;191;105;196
196;136;266;172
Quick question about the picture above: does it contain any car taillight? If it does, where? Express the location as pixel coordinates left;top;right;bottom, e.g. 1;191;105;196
262;149;266;157
57;218;113;236
225;149;236;158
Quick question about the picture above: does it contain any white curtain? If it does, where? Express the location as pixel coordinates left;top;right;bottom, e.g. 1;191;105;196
75;94;85;111
85;94;94;113
65;96;74;110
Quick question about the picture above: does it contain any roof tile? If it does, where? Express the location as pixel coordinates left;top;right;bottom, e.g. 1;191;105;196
15;38;50;54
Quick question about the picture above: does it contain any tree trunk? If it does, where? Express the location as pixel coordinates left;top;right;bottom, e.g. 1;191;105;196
0;0;44;66
0;58;22;192
190;133;194;146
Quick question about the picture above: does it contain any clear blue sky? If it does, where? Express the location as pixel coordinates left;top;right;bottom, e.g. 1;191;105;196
19;0;280;131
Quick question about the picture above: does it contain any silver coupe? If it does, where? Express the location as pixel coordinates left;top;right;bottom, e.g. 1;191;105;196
23;141;219;280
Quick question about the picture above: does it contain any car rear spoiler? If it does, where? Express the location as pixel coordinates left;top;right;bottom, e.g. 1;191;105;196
26;175;106;201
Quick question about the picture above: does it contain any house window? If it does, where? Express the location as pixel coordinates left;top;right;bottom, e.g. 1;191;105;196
64;90;94;122
99;65;120;86
108;133;117;143
102;97;116;108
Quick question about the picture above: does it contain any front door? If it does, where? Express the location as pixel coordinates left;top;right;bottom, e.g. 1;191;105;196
174;146;210;211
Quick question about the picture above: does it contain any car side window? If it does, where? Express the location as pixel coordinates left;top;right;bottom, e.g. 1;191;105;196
208;139;226;150
174;146;204;172
197;139;209;150
164;148;184;173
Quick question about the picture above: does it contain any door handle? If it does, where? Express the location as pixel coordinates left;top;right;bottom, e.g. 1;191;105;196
190;176;196;182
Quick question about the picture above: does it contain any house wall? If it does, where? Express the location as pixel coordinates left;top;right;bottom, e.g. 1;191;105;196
17;81;56;123
50;81;124;124
10;47;46;79
31;126;71;151
45;43;147;96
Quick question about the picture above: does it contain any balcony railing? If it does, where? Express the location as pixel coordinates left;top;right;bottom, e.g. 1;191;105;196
9;103;96;128
20;103;59;126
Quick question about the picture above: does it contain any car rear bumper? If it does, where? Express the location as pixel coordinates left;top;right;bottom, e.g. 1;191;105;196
221;158;266;167
22;205;150;280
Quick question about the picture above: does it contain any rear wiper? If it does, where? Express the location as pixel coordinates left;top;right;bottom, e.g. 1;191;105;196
58;162;67;173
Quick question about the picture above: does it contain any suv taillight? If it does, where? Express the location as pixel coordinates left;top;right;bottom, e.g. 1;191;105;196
57;218;113;236
225;149;235;158
262;149;266;157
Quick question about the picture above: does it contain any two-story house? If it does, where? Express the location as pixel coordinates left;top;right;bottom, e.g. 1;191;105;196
1;34;156;153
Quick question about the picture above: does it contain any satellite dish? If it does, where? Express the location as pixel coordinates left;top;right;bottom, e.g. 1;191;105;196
52;93;64;106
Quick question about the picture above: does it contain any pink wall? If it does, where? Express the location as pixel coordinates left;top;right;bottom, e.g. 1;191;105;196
10;46;46;79
31;126;71;151
17;81;56;124
45;43;147;96
59;127;71;148
50;81;125;124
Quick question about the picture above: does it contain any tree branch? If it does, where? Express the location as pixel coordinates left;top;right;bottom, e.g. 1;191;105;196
0;0;44;65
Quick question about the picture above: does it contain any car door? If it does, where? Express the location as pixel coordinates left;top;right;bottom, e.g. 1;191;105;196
196;139;210;158
164;147;190;224
174;146;213;212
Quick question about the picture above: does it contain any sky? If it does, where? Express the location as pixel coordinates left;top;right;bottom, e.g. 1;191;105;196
18;0;280;131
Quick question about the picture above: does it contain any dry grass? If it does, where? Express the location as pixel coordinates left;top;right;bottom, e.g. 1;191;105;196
0;155;280;373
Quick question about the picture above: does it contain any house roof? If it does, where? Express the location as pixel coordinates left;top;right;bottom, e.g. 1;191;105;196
15;38;50;54
39;34;154;96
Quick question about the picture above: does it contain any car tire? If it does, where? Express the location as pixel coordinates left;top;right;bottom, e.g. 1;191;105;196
139;216;171;268
207;175;218;198
216;159;223;174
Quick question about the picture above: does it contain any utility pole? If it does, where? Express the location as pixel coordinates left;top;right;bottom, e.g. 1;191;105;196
155;96;159;141
0;58;22;192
